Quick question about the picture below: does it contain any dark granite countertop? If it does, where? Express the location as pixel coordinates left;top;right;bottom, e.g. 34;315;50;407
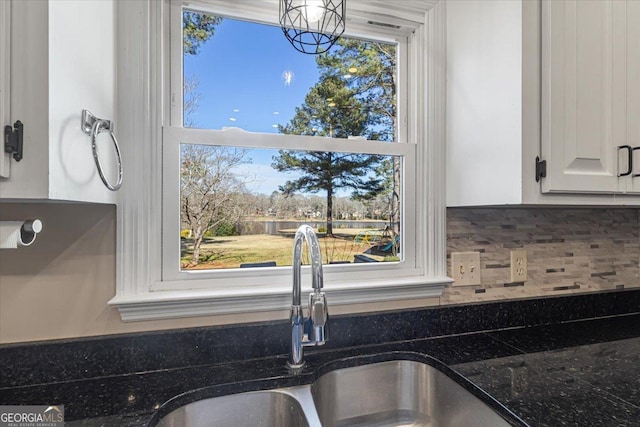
1;290;639;426
455;314;640;427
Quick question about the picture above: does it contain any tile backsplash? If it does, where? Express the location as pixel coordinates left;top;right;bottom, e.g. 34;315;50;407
443;208;640;304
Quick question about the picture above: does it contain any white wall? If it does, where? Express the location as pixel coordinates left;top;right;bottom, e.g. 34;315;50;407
48;0;117;201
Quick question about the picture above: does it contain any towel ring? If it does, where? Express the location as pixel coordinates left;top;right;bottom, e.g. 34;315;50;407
91;119;123;191
81;110;123;191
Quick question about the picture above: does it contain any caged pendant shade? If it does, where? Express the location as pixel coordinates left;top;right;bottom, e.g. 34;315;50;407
279;0;346;54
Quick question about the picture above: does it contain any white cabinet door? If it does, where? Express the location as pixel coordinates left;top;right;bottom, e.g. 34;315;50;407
627;0;640;194
541;0;633;194
0;0;10;178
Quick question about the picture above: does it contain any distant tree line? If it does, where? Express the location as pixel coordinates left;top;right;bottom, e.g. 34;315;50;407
241;192;392;221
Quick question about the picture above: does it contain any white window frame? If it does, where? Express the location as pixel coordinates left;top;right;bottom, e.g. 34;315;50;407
163;3;416;288
110;0;450;321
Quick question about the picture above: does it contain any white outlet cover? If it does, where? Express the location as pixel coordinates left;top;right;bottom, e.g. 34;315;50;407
451;252;482;286
510;250;528;283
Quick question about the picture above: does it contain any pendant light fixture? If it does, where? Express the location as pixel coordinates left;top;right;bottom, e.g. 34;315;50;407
279;0;346;54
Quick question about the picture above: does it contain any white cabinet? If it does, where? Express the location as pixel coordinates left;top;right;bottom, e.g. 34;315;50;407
626;0;640;194
0;0;117;203
446;0;640;206
541;0;640;195
0;0;11;179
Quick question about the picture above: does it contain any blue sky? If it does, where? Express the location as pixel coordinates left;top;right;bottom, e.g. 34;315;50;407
182;15;393;197
184;16;320;134
184;16;324;194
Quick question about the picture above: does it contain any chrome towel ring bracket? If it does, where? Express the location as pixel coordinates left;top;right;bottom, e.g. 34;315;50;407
81;109;123;191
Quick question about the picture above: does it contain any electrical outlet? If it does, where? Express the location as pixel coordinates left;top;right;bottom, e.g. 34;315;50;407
510;250;528;283
451;252;481;286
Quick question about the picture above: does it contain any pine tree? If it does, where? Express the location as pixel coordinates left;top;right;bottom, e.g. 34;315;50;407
273;77;383;236
316;39;400;234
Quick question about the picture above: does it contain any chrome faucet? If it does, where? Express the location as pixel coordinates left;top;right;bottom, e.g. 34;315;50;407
288;224;329;370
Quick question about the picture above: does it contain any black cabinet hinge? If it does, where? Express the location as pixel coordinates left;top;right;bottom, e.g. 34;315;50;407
4;120;23;162
535;156;546;182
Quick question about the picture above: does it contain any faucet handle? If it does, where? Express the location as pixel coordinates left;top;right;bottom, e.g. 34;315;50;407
308;292;329;344
309;292;328;326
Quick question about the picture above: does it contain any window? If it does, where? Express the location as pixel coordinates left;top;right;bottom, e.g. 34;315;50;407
111;0;449;321
178;145;404;270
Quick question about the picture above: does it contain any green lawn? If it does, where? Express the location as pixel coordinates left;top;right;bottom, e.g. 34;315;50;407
180;231;397;270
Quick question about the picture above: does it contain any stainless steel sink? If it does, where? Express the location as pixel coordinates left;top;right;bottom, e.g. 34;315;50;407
150;356;520;427
153;390;311;427
311;360;512;427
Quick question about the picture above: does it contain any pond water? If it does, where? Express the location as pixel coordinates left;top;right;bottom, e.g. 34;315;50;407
239;220;389;235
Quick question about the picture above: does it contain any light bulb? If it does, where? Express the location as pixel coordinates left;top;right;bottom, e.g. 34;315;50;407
305;0;325;24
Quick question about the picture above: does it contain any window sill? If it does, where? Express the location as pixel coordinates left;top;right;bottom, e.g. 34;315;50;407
109;276;452;322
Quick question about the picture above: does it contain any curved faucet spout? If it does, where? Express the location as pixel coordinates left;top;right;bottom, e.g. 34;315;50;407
288;224;329;370
292;224;324;305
